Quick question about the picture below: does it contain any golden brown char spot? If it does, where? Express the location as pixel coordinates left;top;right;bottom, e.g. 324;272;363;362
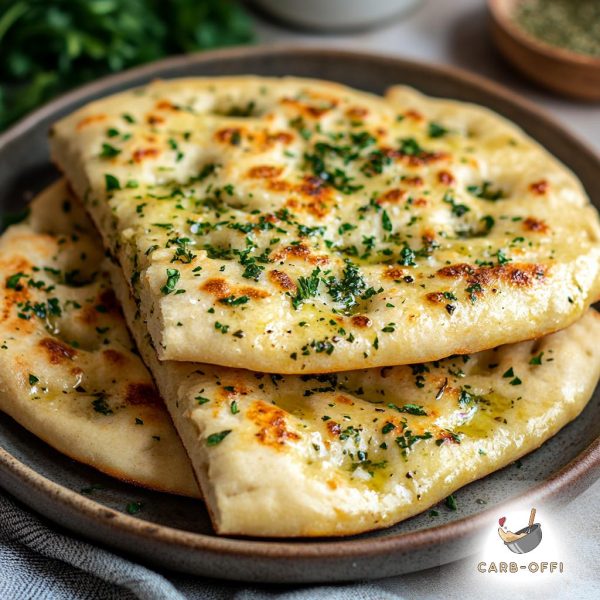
383;146;448;167
201;278;269;300
280;97;338;118
125;382;161;406
267;131;294;145
201;278;230;298
269;180;291;193
474;264;547;287
155;100;178;111
247;400;300;448
436;263;476;279
345;106;369;119
102;349;127;366
335;394;354;406
326;420;342;437
529;180;549;195
145;114;164;125
351;315;372;328
247;165;283;179
437;170;455;186
39;338;76;364
76;114;106;130
523;217;550;233
404;109;424;121
215;127;243;144
132;147;160;163
377;188;405;205
425;292;446;304
413;197;428;207
218;384;250;399
327;479;338;490
437;262;547;287
285;196;331;219
383;266;405;280
237;286;270;299
272;244;329;266
404;176;424;187
422;229;436;245
268;270;297;292
99;290;120;314
297;175;332;200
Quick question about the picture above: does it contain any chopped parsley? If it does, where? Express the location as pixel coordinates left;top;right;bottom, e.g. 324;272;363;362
206;430;232;446
428;122;449;138
100;143;121;158
125;501;142;515
292;268;321;310
529;352;544;365
219;295;249;306
388;403;428;416
445;494;458;511
104;173;121;191
467;181;505;201
160;268;180;295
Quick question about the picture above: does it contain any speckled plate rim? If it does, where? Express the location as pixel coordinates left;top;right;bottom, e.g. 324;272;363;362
0;45;599;580
1;433;599;558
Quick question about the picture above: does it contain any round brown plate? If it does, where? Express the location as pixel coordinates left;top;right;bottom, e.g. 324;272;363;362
0;46;599;583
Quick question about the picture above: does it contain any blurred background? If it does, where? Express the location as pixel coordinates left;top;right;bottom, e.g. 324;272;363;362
1;0;599;139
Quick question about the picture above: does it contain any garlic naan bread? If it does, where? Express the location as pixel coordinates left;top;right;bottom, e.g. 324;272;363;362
0;181;199;498
114;263;600;536
50;77;600;373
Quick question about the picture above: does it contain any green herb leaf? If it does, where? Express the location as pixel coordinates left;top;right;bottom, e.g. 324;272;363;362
206;430;232;446
126;501;143;515
105;174;121;192
100;143;121;158
161;268;180;295
445;494;458;511
428;122;448;138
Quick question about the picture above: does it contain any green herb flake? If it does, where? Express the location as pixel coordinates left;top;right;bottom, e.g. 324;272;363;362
125;501;142;515
104;174;121;192
445;494;458;511
382;210;393;232
428;122;448;138
529;352;544;365
161;268;180;295
206;430;232;446
100;143;121;158
388;403;428;416
219;295;249;306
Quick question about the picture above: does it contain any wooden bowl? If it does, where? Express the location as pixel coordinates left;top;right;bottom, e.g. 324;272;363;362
489;0;600;100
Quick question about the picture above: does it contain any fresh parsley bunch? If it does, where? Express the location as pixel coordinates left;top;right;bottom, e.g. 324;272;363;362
0;0;254;129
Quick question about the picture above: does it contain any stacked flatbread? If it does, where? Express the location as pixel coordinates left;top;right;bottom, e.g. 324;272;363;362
2;77;599;537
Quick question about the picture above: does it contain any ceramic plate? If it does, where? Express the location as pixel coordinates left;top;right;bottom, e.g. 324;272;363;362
0;47;598;583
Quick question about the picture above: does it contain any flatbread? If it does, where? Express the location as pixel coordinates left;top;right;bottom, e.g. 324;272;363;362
113;260;600;536
10;181;600;537
49;77;600;373
0;181;200;498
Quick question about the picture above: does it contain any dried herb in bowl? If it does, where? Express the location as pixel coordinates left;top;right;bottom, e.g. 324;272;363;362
0;0;254;130
515;0;600;58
